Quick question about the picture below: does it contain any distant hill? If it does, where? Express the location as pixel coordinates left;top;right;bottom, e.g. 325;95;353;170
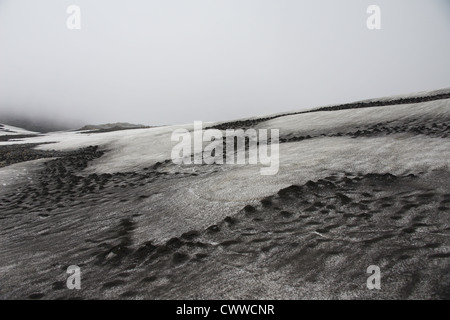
0;113;82;133
77;122;151;134
78;122;147;131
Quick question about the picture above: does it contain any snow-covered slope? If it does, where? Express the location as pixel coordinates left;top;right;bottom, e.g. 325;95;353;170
1;91;449;173
1;92;449;207
0;123;38;136
359;87;450;103
1;93;449;201
256;98;449;137
0;89;449;299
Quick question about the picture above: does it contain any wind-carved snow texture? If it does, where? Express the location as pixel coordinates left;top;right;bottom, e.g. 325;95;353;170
0;90;449;299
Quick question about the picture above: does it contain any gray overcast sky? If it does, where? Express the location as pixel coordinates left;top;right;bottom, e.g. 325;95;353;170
0;0;449;126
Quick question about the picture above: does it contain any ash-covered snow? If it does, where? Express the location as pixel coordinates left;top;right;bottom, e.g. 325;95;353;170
0;89;449;299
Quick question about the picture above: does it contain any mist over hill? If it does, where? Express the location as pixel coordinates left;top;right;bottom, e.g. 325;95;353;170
0;111;83;133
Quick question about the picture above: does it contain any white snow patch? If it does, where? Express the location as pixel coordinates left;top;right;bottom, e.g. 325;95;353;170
255;99;450;136
0;124;38;136
185;135;449;203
